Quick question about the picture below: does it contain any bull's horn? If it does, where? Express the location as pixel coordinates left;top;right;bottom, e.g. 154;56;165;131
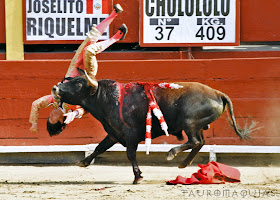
84;70;98;88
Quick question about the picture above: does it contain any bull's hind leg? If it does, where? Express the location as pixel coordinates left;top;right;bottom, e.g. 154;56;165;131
79;134;117;167
178;130;205;168
165;138;198;161
177;114;217;168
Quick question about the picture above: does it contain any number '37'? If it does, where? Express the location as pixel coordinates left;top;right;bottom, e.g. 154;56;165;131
155;26;174;40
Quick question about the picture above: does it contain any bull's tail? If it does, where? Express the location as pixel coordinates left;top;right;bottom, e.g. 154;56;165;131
221;93;259;140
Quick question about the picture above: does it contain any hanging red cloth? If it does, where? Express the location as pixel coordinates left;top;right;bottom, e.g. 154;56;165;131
116;82;183;154
166;161;241;185
143;82;184;154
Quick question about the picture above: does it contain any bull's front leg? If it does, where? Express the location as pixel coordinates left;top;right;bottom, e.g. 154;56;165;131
127;145;143;184
79;134;117;167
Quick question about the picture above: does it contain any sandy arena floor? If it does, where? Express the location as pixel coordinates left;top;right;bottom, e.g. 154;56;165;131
0;165;279;200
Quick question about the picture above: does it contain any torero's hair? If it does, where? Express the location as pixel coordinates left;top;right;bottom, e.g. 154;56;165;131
46;117;66;137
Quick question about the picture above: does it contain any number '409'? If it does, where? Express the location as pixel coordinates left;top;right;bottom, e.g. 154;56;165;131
195;26;225;40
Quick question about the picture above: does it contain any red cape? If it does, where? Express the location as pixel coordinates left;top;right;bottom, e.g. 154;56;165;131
166;161;240;185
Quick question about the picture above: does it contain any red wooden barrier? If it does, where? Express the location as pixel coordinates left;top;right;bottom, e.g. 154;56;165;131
0;57;279;146
240;0;280;42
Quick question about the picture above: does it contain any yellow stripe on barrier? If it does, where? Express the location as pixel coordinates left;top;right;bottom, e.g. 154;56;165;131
5;0;24;60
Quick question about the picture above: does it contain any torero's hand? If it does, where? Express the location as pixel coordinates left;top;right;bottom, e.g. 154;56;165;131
64;110;79;124
29;123;39;133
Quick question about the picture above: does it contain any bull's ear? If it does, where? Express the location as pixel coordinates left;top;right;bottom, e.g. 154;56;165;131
89;82;98;95
90;87;97;95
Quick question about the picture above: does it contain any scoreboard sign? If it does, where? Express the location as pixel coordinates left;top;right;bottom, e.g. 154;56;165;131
25;0;109;41
140;0;240;47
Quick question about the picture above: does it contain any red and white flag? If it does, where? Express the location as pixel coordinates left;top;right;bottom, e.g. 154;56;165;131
86;0;109;14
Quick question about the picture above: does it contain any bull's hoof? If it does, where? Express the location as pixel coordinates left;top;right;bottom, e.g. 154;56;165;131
178;163;187;168
78;160;90;167
178;160;192;168
133;176;143;184
165;150;177;161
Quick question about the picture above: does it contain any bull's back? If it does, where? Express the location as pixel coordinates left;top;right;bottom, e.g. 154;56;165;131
154;82;221;102
153;82;225;125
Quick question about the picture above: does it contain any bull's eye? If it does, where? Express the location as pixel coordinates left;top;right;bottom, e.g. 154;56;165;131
77;82;83;89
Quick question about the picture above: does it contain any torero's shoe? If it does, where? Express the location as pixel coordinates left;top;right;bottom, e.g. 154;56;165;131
114;4;123;13
119;23;128;41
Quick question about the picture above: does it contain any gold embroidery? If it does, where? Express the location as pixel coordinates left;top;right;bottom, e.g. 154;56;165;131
29;95;57;124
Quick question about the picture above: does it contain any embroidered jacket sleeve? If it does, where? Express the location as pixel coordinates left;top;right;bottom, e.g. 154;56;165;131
29;95;57;124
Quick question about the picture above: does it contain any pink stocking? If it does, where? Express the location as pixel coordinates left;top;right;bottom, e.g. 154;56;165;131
74;28;122;72
94;30;123;54
96;10;118;35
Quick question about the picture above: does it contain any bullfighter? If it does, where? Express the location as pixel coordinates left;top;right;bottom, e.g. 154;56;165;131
29;4;127;135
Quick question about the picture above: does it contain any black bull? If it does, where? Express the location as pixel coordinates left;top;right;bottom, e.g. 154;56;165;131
52;74;256;184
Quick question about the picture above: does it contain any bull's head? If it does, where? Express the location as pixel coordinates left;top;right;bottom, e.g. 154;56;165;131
52;70;98;105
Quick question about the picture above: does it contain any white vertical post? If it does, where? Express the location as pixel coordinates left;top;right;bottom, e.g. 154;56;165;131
209;145;217;162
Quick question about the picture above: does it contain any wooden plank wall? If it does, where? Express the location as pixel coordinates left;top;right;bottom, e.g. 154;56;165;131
0;0;279;146
0;57;279;146
240;0;280;42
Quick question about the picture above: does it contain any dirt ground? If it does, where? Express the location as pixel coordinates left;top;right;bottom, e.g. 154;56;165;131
0;165;279;200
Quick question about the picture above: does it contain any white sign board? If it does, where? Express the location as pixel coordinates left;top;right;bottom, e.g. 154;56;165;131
140;0;240;47
26;0;109;41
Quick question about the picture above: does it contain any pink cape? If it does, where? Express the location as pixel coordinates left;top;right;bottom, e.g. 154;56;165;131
166;161;240;185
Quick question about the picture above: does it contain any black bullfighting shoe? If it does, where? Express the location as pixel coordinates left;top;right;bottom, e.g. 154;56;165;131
114;4;123;13
119;24;128;41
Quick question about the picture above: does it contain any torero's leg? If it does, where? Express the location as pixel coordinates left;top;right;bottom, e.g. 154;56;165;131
65;4;123;78
94;24;128;53
83;51;98;76
83;24;128;76
95;4;123;35
87;4;123;43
